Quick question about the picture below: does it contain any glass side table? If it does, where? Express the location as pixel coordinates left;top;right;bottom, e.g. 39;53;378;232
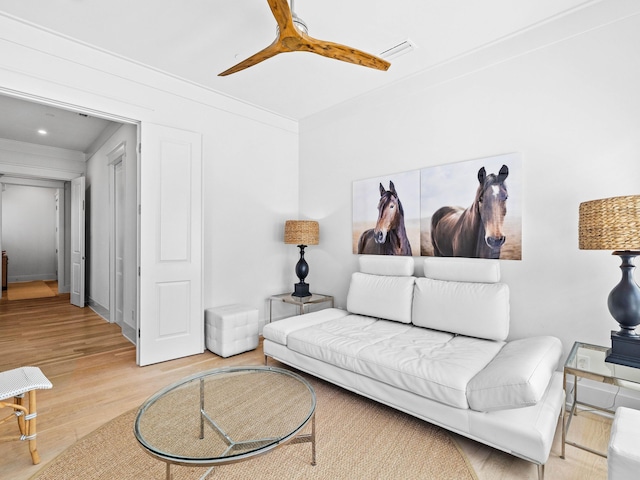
268;293;334;323
563;341;640;458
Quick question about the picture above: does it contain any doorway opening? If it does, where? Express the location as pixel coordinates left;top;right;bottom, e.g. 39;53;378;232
0;179;65;302
0;88;204;366
0;91;139;345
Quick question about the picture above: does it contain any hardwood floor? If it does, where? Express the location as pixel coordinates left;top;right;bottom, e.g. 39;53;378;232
0;280;58;303
0;294;608;480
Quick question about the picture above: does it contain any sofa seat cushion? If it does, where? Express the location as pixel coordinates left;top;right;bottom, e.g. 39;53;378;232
287;316;505;409
262;308;349;346
466;336;563;411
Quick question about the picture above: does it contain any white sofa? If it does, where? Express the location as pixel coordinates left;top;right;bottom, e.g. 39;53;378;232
263;256;565;479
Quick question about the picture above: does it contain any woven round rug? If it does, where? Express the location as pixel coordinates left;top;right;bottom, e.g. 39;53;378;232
31;375;478;480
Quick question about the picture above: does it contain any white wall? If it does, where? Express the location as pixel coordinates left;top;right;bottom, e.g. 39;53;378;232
299;6;640;362
2;184;57;281
86;123;137;331
0;13;298;328
86;150;109;311
204;115;299;318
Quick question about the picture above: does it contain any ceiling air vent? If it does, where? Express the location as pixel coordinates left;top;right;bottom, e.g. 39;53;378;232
380;39;416;60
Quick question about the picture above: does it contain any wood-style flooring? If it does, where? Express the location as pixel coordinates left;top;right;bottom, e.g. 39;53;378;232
0;280;58;304
0;293;608;480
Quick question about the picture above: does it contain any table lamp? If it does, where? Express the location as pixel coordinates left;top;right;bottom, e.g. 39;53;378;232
579;195;640;367
284;220;319;297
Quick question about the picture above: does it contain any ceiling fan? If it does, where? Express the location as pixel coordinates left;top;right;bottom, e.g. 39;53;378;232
218;0;391;76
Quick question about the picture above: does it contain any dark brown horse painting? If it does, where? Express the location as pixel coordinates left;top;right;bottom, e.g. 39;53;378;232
358;181;412;256
430;165;509;259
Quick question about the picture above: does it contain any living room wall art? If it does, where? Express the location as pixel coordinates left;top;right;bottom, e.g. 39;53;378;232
421;153;522;260
353;153;522;260
352;170;421;256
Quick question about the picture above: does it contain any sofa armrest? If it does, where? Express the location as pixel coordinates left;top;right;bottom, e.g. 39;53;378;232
466;336;562;412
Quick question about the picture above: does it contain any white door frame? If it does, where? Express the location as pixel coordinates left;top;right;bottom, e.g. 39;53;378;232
54;189;66;290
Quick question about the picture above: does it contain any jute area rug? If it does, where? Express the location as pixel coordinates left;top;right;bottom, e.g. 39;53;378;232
31;375;478;480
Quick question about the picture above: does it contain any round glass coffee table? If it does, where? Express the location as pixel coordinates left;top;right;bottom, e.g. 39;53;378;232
134;366;316;479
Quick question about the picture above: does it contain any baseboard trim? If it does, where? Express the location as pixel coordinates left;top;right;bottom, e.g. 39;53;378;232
87;297;110;322
120;323;136;345
87;297;137;346
8;274;57;282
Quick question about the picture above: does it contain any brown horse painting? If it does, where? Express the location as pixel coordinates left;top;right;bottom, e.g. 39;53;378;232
357;181;412;256
430;165;509;259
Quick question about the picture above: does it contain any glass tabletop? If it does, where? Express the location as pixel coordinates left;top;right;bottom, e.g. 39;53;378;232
270;293;333;306
565;342;640;388
134;366;316;466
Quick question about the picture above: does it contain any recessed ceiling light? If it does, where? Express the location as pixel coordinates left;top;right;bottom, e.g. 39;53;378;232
37;129;47;135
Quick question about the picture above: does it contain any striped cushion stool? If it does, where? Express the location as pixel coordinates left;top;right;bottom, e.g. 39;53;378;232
0;366;52;464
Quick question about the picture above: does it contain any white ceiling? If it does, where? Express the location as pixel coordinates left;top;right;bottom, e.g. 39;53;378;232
2;0;606;156
0;0;593;126
0;95;118;153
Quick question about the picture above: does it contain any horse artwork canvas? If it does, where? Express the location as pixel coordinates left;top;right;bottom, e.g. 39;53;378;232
358;182;412;255
431;165;509;259
421;153;522;260
352;171;420;256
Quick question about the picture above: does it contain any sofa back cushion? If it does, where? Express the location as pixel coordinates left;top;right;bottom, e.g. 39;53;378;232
423;257;500;283
412;277;510;341
359;255;414;276
347;273;415;324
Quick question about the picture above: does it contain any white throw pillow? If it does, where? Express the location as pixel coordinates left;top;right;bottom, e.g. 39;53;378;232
347;272;415;323
412;277;509;341
466;336;563;411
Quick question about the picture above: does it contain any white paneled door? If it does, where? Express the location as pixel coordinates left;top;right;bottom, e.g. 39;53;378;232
138;124;203;366
70;176;85;308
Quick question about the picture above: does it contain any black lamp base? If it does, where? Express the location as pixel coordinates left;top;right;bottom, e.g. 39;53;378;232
605;331;640;369
292;282;311;298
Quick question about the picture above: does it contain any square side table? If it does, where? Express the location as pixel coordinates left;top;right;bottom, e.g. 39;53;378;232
268;293;334;323
563;341;640;458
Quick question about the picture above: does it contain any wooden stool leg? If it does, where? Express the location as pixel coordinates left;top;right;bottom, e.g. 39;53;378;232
26;390;40;465
15;394;26;435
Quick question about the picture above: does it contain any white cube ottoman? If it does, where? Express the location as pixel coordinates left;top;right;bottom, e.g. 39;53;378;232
609;407;640;480
205;304;259;358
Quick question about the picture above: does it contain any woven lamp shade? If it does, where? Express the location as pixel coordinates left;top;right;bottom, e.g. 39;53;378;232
284;220;319;245
579;195;640;250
